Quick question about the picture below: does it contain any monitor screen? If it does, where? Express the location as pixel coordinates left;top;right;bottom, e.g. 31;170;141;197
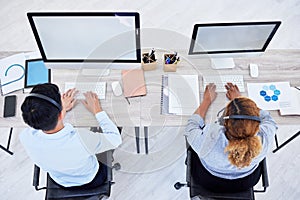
189;21;281;55
27;12;141;64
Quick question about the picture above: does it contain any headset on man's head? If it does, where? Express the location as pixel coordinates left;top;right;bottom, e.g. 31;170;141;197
26;93;62;111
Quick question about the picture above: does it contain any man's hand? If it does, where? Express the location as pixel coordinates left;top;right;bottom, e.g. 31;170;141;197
62;88;77;112
81;91;102;115
225;82;241;100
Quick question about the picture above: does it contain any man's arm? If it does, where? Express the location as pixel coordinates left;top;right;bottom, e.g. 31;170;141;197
79;92;122;154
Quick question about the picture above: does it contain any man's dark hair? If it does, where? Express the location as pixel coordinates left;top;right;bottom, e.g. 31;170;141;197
21;83;62;131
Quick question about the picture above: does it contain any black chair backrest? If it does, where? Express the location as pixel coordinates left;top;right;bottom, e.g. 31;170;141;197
187;147;259;199
45;165;111;199
33;151;113;199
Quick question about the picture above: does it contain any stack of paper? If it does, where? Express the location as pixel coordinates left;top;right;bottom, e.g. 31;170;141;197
247;82;297;112
279;87;300;115
0;51;42;95
0;53;26;95
161;74;199;115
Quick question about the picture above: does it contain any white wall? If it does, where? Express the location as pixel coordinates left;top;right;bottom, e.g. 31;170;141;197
0;0;299;51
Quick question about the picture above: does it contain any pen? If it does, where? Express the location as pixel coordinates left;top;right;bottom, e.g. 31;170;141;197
148;49;155;58
125;97;130;105
170;52;177;63
142;54;148;63
165;56;171;64
174;57;180;64
295;86;300;91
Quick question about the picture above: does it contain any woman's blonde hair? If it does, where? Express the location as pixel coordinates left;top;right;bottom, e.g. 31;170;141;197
224;97;261;168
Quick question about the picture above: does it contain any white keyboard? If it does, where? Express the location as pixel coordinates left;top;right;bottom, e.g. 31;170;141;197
65;82;106;99
203;75;245;92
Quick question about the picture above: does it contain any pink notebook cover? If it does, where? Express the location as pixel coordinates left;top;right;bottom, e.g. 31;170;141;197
122;69;147;98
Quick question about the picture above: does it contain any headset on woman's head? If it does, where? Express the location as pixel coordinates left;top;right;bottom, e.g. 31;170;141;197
216;107;261;125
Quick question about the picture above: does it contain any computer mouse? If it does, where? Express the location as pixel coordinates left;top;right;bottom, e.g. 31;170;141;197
249;64;259;78
111;81;123;96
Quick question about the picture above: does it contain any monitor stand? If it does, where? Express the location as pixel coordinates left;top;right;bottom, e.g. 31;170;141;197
211;58;235;69
80;68;110;76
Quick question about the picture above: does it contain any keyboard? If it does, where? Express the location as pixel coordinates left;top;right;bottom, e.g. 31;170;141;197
203;75;245;92
65;82;106;99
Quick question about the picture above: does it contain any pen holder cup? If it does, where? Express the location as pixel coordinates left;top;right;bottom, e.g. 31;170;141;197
142;53;157;71
163;54;177;72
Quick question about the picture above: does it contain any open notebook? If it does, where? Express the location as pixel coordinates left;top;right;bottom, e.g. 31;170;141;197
161;74;199;115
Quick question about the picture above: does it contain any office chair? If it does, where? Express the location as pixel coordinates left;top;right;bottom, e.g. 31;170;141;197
33;150;117;200
174;147;269;200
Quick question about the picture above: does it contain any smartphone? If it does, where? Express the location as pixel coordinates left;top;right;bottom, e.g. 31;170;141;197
3;95;17;117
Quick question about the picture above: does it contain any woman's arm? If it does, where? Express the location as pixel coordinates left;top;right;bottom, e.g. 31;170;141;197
194;83;217;118
185;84;217;149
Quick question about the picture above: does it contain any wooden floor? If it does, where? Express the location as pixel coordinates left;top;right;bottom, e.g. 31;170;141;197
1;0;300;199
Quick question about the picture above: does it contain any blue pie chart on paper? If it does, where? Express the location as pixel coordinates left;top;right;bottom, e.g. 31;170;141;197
259;84;281;103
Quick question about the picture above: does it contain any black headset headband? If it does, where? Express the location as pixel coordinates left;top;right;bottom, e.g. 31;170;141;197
223;115;261;122
27;93;62;111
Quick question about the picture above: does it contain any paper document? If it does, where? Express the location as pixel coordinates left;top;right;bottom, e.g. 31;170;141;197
247;82;291;110
168;74;200;115
279;87;300;115
0;53;26;95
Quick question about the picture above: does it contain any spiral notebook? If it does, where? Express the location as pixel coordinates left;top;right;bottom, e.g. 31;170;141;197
161;75;171;115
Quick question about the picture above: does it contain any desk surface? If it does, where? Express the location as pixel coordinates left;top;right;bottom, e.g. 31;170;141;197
0;50;299;128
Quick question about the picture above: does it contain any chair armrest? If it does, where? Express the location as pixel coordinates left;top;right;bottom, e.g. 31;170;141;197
186;147;192;187
261;158;269;189
33;165;46;191
33;165;40;189
254;158;269;193
106;150;113;182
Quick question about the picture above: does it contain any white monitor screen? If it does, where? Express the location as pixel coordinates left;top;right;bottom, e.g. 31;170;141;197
28;12;141;63
189;21;281;55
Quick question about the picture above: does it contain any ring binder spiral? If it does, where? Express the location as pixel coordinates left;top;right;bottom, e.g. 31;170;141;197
160;75;173;115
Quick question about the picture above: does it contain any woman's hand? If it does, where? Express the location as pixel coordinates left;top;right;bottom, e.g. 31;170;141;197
61;88;77;112
194;83;217;118
203;83;217;105
225;82;241;100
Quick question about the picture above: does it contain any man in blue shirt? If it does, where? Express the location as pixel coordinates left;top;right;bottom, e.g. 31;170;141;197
19;83;122;187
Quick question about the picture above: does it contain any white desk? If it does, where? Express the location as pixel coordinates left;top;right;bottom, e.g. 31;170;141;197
0;50;299;154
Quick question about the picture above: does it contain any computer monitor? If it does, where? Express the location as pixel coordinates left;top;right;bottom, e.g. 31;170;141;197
27;12;141;70
188;21;281;69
